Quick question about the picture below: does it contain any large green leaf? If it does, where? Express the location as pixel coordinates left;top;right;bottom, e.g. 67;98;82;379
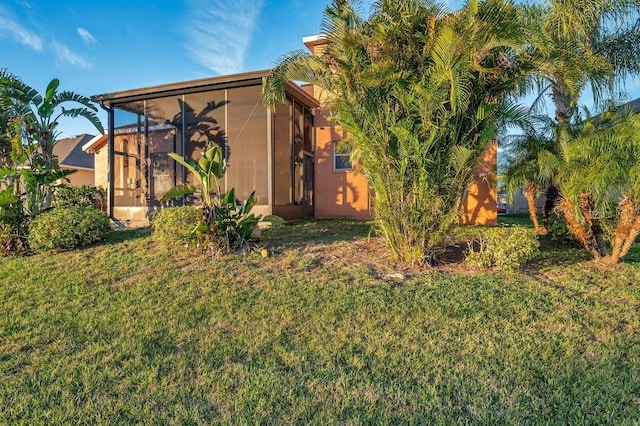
239;191;257;216
167;153;202;186
45;78;60;101
0;187;18;206
160;184;197;202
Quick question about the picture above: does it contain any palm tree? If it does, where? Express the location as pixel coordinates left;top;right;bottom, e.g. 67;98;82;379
265;0;529;263
515;0;640;220
542;107;640;263
0;70;103;207
0;71;103;168
522;0;640;127
503;116;557;234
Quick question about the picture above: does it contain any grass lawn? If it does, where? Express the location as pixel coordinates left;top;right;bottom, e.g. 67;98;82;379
1;218;639;423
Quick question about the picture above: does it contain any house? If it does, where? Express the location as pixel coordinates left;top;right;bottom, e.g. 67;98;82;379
52;134;96;186
86;70;320;225
86;37;496;226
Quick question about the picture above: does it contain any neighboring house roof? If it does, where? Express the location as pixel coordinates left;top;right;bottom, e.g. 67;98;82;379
624;97;640;113
53;134;95;170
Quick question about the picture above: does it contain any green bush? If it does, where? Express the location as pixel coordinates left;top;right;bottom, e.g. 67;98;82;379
0;193;29;255
465;225;540;271
0;219;28;255
28;207;111;252
151;206;200;245
52;185;106;210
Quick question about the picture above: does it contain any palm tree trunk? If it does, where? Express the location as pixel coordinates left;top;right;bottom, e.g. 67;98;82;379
558;197;602;259
543;185;559;228
607;198;634;264
552;85;574;128
619;214;640;260
580;193;608;257
524;184;545;234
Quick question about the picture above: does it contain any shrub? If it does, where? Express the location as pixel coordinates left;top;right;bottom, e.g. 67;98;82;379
465;225;539;271
0;219;28;255
0;192;29;255
28;207;111;252
52;185;106;211
151;206;200;245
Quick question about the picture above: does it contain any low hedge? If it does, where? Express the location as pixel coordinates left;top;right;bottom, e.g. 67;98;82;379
465;225;540;271
28;207;111;252
151;206;200;245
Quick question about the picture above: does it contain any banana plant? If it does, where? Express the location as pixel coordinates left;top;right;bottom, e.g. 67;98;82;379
161;142;270;253
161;142;225;212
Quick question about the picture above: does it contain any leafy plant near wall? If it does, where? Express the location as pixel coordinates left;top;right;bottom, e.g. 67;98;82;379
160;142;263;254
264;0;530;265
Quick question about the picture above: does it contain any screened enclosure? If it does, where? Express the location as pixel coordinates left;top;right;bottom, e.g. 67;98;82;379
92;71;317;222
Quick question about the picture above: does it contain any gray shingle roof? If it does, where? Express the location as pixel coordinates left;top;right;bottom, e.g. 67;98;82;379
624;97;640;113
53;134;95;170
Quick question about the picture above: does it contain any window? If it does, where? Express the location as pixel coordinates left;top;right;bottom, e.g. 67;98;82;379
333;141;352;171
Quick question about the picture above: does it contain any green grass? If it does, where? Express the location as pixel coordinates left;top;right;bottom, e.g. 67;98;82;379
1;220;639;423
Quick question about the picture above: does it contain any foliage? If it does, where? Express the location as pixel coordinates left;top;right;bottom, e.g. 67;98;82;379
161;142;263;254
0;186;28;255
520;0;640;126
265;0;529;264
0;70;103;211
549;108;640;264
162;142;226;216
209;188;261;254
151;205;200;245
545;212;580;247
28;206;110;252
52;185;106;210
0;155;76;217
502;115;558;234
465;225;540;271
0;220;638;423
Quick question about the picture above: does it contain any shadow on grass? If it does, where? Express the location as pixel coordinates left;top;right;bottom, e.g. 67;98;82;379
262;219;374;249
104;228;152;245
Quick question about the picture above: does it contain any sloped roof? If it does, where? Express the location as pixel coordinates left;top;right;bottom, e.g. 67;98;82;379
624;97;640;113
53;134;95;170
91;69;318;109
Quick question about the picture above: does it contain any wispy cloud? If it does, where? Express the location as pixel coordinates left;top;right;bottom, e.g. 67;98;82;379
16;0;32;9
52;41;93;69
185;0;266;75
77;27;97;46
0;7;43;50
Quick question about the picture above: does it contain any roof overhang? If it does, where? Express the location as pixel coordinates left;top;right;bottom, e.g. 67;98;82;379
60;165;94;172
83;133;108;154
91;68;318;110
303;34;328;53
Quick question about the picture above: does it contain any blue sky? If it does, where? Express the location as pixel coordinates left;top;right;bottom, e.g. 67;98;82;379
0;0;377;136
1;0;639;138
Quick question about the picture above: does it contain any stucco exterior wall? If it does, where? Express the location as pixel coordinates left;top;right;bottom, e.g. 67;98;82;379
460;142;498;226
93;147;109;191
313;110;371;219
63;168;94;187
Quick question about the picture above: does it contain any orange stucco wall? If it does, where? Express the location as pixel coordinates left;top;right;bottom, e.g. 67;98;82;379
313;109;371;219
62;168;94;187
460;142;498;225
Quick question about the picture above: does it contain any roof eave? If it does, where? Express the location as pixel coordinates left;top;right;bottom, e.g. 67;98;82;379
92;69;271;106
83;133;108;153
